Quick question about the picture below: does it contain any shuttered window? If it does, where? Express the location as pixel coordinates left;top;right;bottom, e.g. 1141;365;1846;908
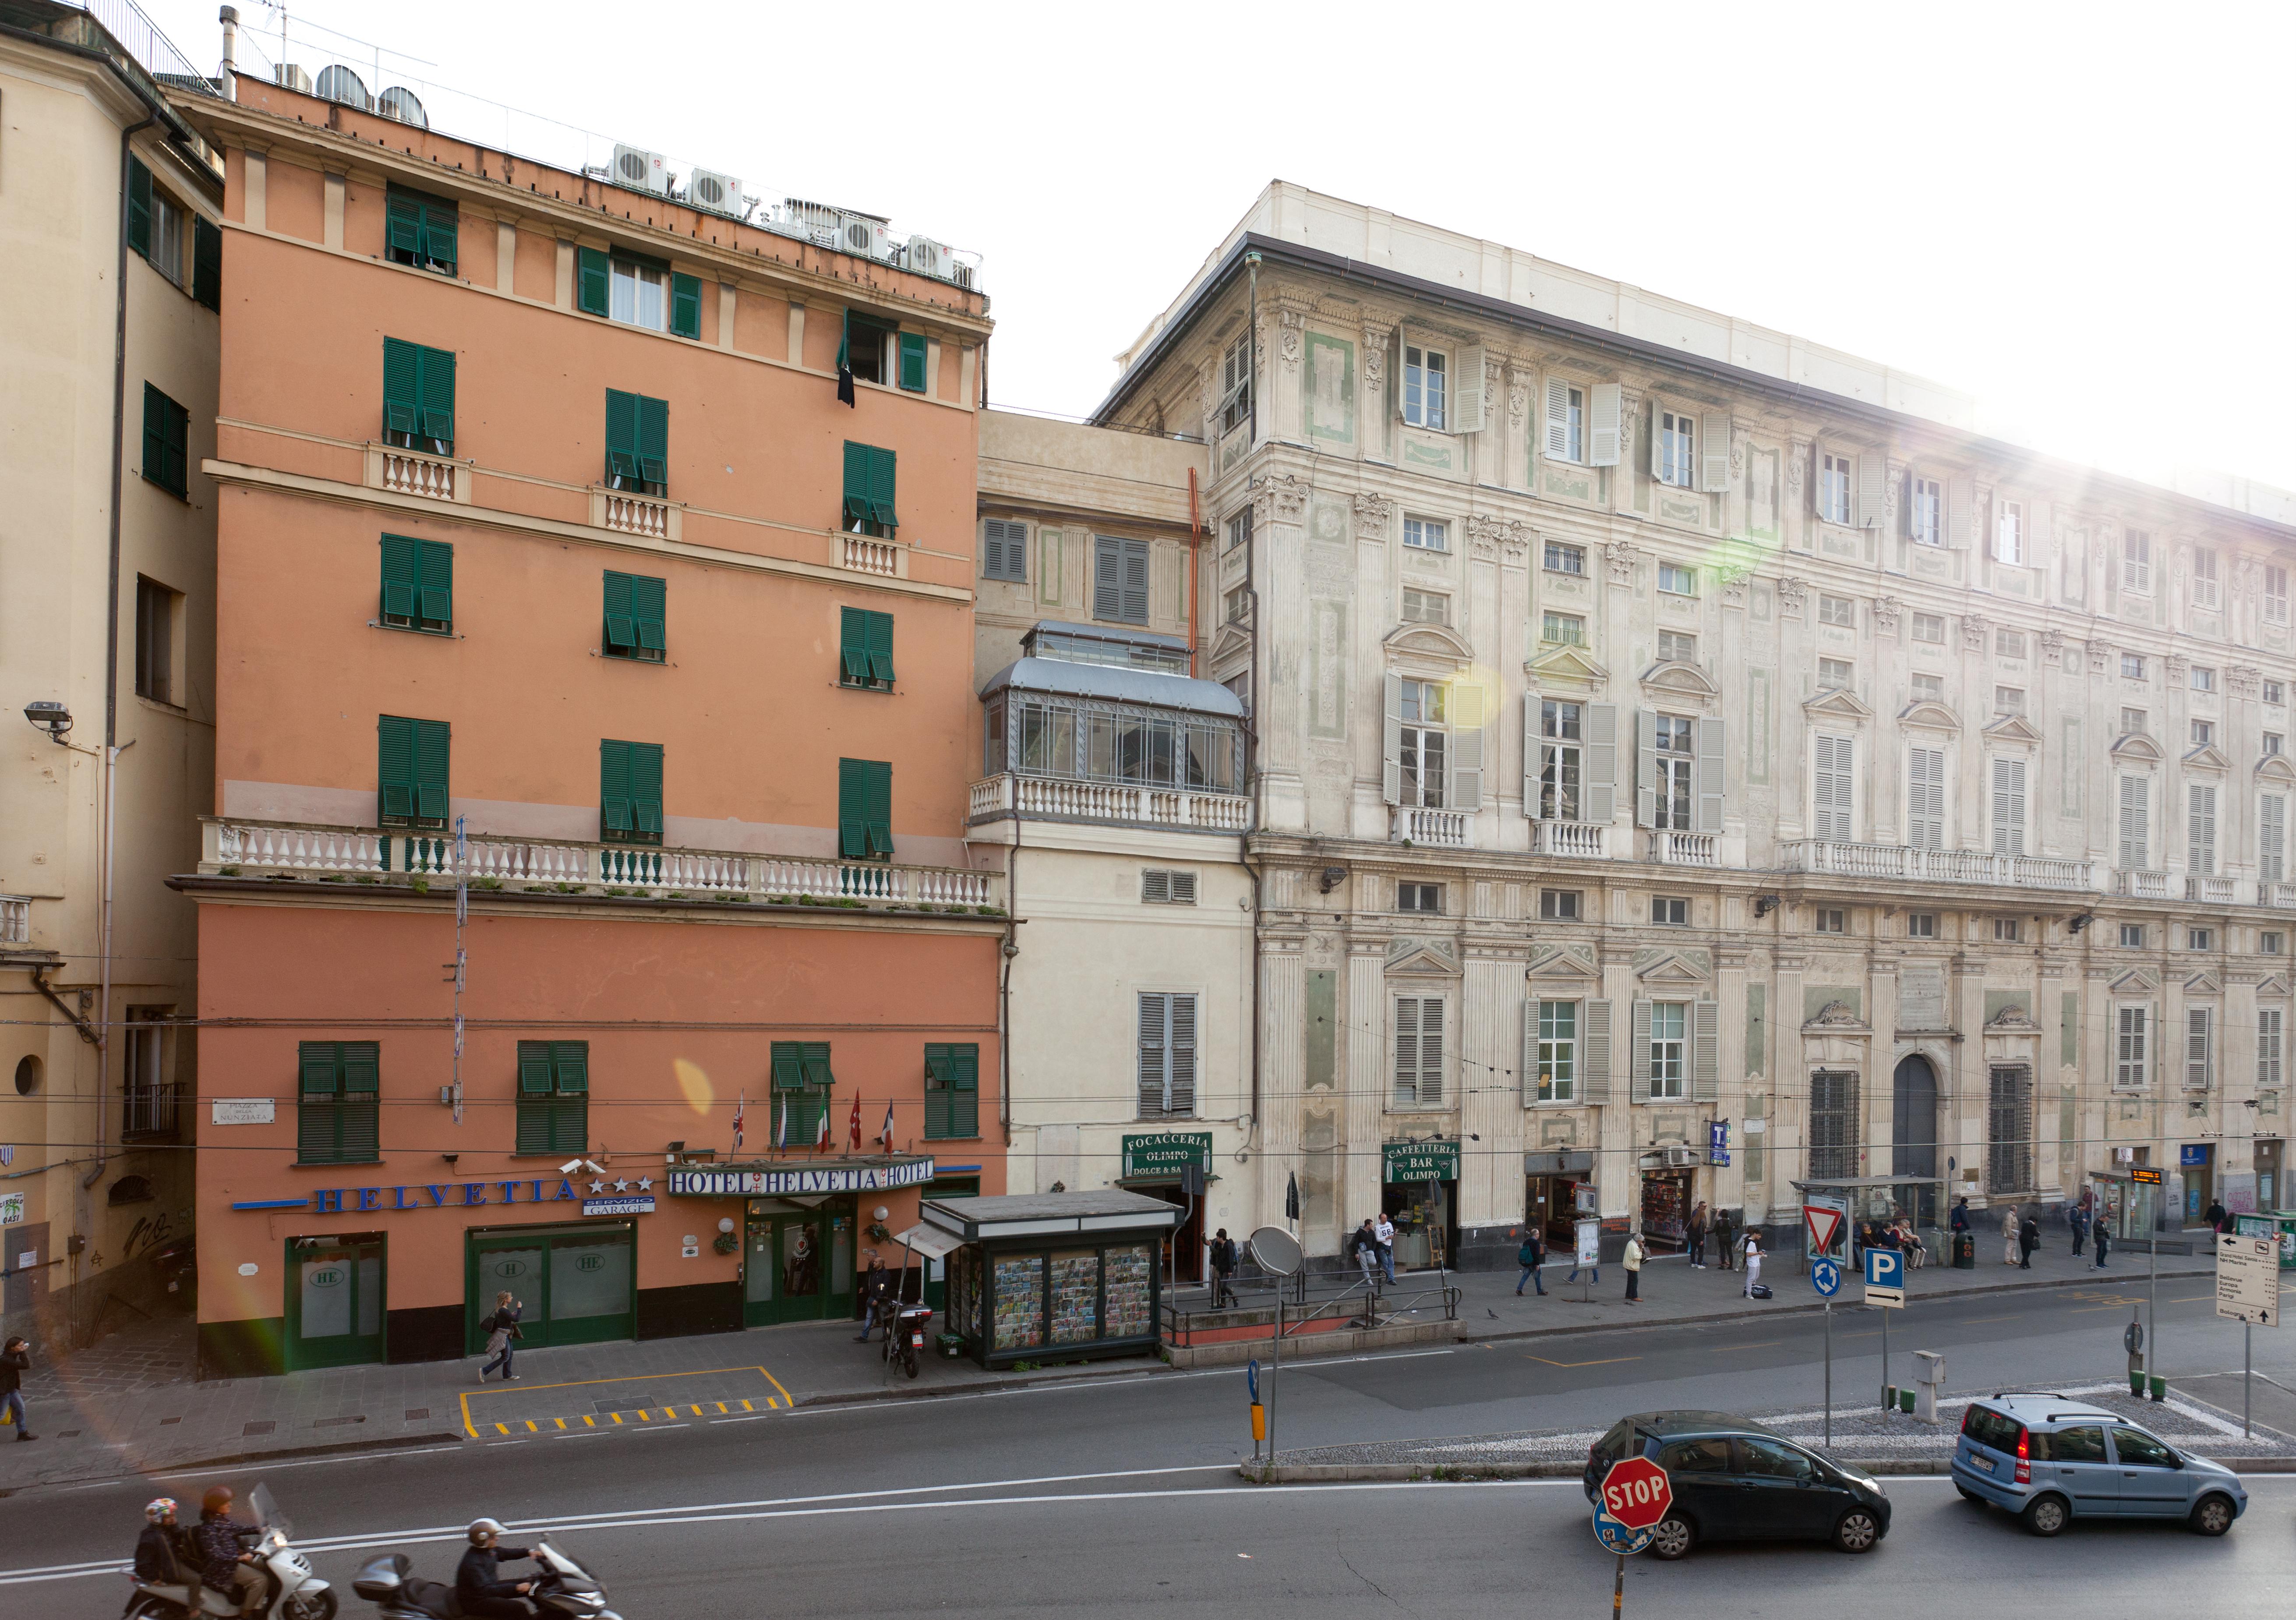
384;186;458;273
602;571;666;661
838;607;895;690
2189;782;2218;877
770;1042;834;1146
2116;1007;2149;1089
297;1042;380;1164
898;331;928;393
515;1041;589;1155
924;1043;979;1139
837;758;893;860
1991;757;2027;856
669;272;703;339
2265;794;2288;887
1093;535;1151;624
377;715;450;828
605;389;669;494
380;534;453;633
1137;992;1199;1118
1809;1070;1858;1179
1812;734;1855;843
1141;869;1198;905
600;739;664;844
1986;1066;2032;1191
577;246;610;315
2186;1009;2214;1091
141;383;188;497
982;519;1028;582
841;442;898;536
127;155;153;258
382;337;456;452
1907;747;1945;850
1393;995;1445;1106
2118;775;2149;870
193;216;223;311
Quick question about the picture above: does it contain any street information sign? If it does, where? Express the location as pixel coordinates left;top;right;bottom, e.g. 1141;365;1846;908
1804;1203;1843;1256
1591;1511;1657;1555
1864;1247;1905;1308
2218;1233;2279;1326
1810;1259;1840;1297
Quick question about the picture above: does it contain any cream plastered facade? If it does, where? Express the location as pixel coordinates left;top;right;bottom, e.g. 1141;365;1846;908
1087;182;2296;1266
0;19;218;1341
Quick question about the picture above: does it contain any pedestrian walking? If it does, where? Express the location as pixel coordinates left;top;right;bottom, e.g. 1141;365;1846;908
2018;1209;2039;1269
1687;1201;1710;1269
2069;1200;2088;1257
477;1291;523;1381
1209;1227;1239;1308
1349;1218;1380;1287
1713;1207;1735;1272
2205;1197;2229;1235
855;1250;893;1341
2001;1206;2019;1266
1741;1231;1764;1297
0;1335;33;1441
1516;1228;1547;1296
1373;1211;1397;1285
1622;1231;1646;1302
2093;1222;2111;1269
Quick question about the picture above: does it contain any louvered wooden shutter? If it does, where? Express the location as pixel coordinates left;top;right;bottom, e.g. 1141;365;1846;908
839;607;869;683
1417;997;1444;1105
631;742;663;835
864;759;891;856
1392;997;1419;1103
421;200;457;270
867;445;897;531
1449;682;1484;812
1814;735;1855;842
2264;794;2286;885
1120;538;1150;622
1692;1001;1720;1102
1856;453;1886;528
1947;476;1975;549
1634;711;1660;828
377;716;415;821
898;332;927;393
338;1043;380;1162
297;1043;340;1162
1647;400;1667;481
413;719;450;822
605;390;639;485
601;739;633;834
418;344;455;445
637;395;669;488
843;442;871;527
141;384;166;485
1382;673;1405;804
603;571;636;651
924;1046;953;1139
983;519;1027;582
1141;870;1171;904
1138;993;1170;1115
1699;411;1731;492
1584;704;1618;825
1452;346;1486;435
417;539;452;627
1695;717;1726;834
386;192;421;259
1908;747;1945;850
577;247;608;315
1588;384;1622;467
2190;782;2217;876
2118;775;2148;870
1522;697;1540;815
671;272;701;339
1582;1000;1613;1104
1520;1000;1539;1104
1992;757;2027;856
865;610;894;685
127;157;152;257
383;338;420;437
1169;995;1198;1114
381;534;419;622
194;216;222;311
630;574;664;653
1092;536;1121;620
1544;377;1573;460
1631;999;1654;1097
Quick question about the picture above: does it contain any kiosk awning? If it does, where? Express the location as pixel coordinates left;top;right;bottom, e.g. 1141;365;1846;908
890;1223;963;1262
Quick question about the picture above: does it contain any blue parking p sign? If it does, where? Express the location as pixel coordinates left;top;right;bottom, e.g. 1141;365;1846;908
1865;1249;1903;1289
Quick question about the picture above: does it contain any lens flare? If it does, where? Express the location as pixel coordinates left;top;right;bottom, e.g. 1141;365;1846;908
673;1058;713;1116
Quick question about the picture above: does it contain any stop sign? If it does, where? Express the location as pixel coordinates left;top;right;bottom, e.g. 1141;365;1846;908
1597;1456;1674;1531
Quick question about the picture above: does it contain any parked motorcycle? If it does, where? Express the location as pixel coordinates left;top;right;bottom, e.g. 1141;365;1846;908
892;1302;932;1379
351;1537;621;1619
123;1484;335;1620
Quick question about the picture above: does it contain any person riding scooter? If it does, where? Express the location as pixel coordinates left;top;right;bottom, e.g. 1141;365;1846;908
194;1486;265;1616
134;1497;194;1587
457;1518;537;1619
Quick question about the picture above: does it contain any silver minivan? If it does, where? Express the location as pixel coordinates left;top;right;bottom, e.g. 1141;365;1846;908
1951;1392;2247;1537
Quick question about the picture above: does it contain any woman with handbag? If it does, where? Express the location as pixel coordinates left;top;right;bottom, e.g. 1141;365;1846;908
478;1291;524;1382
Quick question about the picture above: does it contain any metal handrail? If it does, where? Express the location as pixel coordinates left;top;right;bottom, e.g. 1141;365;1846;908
1163;1267;1461;1340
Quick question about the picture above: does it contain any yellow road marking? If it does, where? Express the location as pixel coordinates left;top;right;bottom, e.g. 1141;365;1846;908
610;1412;622;1425
690;1404;703;1417
459;1392;477;1439
636;1410;650;1421
740;1400;754;1412
1525;1353;1642;1368
494;1424;509;1436
762;1366;795;1407
583;1415;595;1427
524;1420;537;1433
1717;1341;1784;1351
715;1402;728;1414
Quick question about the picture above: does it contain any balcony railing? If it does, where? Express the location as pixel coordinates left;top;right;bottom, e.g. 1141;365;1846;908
2116;870;2171;900
1650;831;1717;867
2187;875;2236;905
379;448;459;502
842;535;901;576
1530;821;1606;858
968;773;1250;833
0;895;27;944
1780;840;2095;891
2269;883;2296;911
1392;806;1471;849
602;492;671;538
201;820;1001;911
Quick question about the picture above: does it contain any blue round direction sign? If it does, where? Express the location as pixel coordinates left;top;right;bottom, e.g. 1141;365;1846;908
1592;1510;1657;1555
1811;1258;1841;1297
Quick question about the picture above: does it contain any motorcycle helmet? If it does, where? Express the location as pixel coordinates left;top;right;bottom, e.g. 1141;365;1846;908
201;1486;234;1514
469;1517;507;1546
145;1497;178;1523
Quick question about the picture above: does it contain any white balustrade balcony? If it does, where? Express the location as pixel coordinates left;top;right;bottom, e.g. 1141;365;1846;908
0;895;28;945
603;492;671;538
1650;831;1717;867
1530;820;1606;859
967;773;1250;834
200;820;1001;912
842;535;902;577
380;449;458;501
2116;870;2171;900
1780;840;2095;892
1392;806;1472;849
2187;875;2237;905
2270;882;2296;910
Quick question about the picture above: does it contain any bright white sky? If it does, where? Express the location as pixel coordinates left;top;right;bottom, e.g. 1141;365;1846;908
142;0;2296;498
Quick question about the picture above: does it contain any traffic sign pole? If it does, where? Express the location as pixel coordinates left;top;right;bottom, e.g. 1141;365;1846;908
1611;1551;1624;1618
1823;1299;1833;1447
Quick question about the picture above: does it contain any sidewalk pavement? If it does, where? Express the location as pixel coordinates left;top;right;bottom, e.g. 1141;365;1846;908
0;1232;2207;1495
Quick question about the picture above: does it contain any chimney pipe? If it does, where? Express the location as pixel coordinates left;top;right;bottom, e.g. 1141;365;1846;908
219;5;239;99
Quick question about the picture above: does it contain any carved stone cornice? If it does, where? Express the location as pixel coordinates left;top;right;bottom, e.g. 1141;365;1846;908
1961;614;1991;652
1775;576;1808;614
2232;664;2263;700
1872;595;1903;634
2087;638;2116;674
1607;542;1646;586
1353;491;1394;542
1253;473;1308;526
2041;629;2066;669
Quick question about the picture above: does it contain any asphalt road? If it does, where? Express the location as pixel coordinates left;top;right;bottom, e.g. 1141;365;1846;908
9;1279;2291;1618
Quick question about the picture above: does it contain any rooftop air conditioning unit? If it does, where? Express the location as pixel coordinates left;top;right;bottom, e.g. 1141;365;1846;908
275;62;312;94
904;236;951;279
611;145;670;197
839;214;896;263
688;169;746;218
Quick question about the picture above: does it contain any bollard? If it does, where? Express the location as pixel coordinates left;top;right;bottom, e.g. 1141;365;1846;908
1911;1349;1945;1424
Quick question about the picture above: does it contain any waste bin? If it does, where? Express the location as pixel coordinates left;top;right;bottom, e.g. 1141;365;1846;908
1953;1233;1976;1269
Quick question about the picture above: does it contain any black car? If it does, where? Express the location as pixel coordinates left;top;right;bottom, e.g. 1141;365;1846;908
1582;1410;1891;1558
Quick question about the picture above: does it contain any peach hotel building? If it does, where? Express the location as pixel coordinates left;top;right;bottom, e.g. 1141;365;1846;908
171;68;1004;1375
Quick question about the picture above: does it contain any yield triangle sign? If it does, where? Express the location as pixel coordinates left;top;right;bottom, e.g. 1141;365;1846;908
1804;1205;1842;1254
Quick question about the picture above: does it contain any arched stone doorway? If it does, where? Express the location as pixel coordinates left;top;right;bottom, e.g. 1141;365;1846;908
1892;1054;1941;1227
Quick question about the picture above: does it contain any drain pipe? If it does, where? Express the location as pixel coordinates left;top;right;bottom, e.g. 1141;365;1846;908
1240;251;1265;1165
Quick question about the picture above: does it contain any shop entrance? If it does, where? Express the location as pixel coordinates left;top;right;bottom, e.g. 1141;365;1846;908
1148;1184;1204;1284
463;1224;635;1353
743;1198;855;1326
285;1234;384;1371
1525;1150;1598;1248
2182;1147;2215;1225
1382;1179;1456;1270
1639;1169;1694;1252
1890;1055;1941;1227
2259;1142;2284;1214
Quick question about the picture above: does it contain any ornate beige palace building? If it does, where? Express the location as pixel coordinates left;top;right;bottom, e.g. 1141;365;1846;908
1079;182;2296;1267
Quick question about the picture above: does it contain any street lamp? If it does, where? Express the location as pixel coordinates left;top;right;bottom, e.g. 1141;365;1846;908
23;701;71;743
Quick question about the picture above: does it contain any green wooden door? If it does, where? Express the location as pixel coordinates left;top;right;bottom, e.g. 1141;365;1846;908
743;1207;856;1326
285;1235;385;1370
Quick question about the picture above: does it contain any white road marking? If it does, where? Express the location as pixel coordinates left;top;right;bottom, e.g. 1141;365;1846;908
146;1444;465;1480
781;1348;1458;1416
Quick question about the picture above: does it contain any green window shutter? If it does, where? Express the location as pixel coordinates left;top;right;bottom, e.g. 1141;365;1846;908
552;1042;590;1094
951;1044;978;1137
632;742;663;835
127;157;152;258
839;607;869;684
381;534;419;622
382;338;420;437
578;247;609;315
163;394;187;495
671;272;702;339
297;1042;340;1163
868;446;898;531
413;718;450;822
421;201;458;271
842;442;870;526
865;610;894;686
632;574;666;653
898;332;927;393
386;194;421;259
194;217;223;311
600;739;633;833
417;539;453;628
837;758;869;858
770;1044;804;1091
141;383;165;488
865;760;892;858
604;390;639;485
801;1042;835;1090
418;344;455;445
518;1042;554;1093
338;1043;380;1162
603;571;636;650
516;1097;551;1155
637;394;669;488
553;1098;588;1153
378;715;415;821
923;1047;951;1140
